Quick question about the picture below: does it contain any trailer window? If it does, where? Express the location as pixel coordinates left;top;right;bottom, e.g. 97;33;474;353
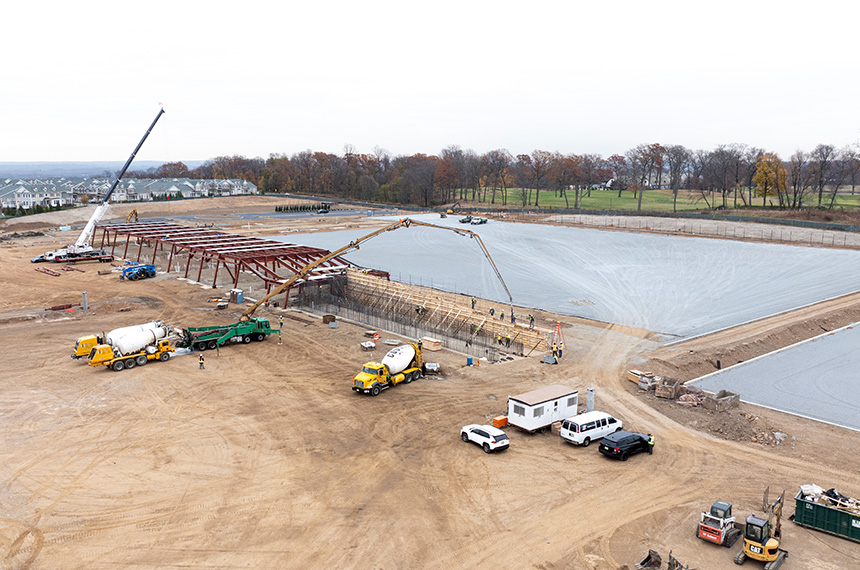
513;405;525;416
533;406;544;418
567;397;576;407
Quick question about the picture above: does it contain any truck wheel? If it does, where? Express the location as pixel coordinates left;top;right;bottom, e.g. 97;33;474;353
112;361;125;371
483;443;491;453
207;340;217;349
159;352;170;362
405;372;412;384
620;452;629;461
147;270;156;278
254;333;265;342
370;385;380;397
135;355;147;366
196;342;207;351
582;437;591;447
124;359;136;370
242;335;251;344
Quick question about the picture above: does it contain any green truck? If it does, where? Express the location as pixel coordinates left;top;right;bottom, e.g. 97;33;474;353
179;318;273;351
791;485;860;543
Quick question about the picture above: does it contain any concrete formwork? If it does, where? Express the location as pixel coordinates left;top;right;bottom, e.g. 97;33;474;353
345;268;550;351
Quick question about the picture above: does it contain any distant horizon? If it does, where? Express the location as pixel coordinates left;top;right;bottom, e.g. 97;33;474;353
0;160;207;180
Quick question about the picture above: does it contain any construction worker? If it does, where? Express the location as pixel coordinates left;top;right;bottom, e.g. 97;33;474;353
471;297;476;310
558;342;564;359
198;353;205;370
489;307;495;317
497;333;503;346
552;343;557;358
505;333;511;348
279;315;284;329
529;314;535;329
499;309;504;321
646;434;655;454
511;311;516;324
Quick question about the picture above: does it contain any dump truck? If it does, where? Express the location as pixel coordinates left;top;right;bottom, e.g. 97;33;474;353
178;318;272;351
791;484;860;543
121;264;156;280
353;342;425;396
698;500;743;547
72;320;163;359
87;325;175;371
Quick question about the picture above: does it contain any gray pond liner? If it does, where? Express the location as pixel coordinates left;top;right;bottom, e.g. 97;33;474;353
689;324;860;432
274;214;860;340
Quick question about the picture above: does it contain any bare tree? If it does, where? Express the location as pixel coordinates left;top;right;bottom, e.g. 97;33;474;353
664;144;691;212
809;144;838;207
787;151;813;208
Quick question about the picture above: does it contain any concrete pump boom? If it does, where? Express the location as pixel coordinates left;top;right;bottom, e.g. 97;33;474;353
240;217;512;320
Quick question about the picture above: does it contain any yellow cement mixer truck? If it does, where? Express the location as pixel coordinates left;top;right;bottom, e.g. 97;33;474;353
353;342;425;396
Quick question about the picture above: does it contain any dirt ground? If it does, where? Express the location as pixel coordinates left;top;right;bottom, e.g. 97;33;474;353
2;199;859;570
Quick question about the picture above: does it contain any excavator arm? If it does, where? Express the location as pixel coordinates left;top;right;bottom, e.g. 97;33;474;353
240;217;512;320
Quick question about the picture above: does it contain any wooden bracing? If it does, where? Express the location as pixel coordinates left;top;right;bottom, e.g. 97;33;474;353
345;268;549;350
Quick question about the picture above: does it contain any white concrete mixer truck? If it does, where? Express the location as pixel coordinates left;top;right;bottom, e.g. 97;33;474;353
352;341;425;396
72;320;164;359
87;324;175;371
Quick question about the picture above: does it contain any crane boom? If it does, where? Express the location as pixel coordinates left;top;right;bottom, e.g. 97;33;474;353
240;218;512;320
72;108;165;251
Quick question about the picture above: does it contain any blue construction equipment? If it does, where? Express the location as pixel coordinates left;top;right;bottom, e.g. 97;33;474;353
121;264;156;281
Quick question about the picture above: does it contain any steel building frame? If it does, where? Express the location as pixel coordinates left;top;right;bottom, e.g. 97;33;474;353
96;221;361;294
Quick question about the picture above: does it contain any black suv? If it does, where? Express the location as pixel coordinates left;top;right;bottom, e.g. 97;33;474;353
598;430;651;461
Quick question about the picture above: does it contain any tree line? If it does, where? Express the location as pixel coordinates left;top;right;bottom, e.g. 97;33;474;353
130;143;860;211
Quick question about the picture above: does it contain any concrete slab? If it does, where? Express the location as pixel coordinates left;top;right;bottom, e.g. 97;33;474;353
275;214;860;340
688;324;860;432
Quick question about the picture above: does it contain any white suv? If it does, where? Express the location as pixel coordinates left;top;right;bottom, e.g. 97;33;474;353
460;424;510;453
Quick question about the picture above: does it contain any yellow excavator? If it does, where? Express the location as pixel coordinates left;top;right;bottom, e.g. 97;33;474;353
126;208;139;222
239;217;512;321
734;487;788;569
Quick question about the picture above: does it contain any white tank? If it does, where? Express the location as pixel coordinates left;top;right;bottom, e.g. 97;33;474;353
113;326;169;356
382;344;416;375
106;321;163;345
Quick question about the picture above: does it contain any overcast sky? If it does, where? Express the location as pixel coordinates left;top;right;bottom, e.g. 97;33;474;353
4;1;859;163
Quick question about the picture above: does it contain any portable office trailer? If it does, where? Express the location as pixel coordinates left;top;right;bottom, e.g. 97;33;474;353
507;385;579;432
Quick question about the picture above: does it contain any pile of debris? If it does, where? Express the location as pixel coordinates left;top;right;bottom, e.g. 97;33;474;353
628;369;739;412
800;484;860;514
0;230;45;241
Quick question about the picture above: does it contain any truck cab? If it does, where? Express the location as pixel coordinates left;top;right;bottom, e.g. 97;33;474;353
72;335;101;359
353;362;390;395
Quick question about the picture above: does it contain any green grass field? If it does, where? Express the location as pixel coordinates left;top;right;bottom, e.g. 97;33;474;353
474;187;860;213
